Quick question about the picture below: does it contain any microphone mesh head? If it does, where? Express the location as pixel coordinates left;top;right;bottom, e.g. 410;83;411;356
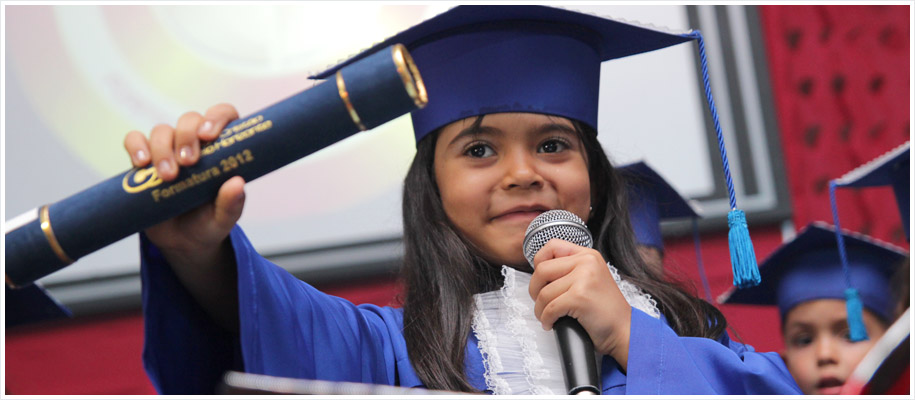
522;210;592;268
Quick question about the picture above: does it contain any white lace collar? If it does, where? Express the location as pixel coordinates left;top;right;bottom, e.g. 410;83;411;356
471;263;659;395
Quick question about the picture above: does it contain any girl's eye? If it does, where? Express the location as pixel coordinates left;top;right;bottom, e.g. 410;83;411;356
466;143;494;158
538;138;569;153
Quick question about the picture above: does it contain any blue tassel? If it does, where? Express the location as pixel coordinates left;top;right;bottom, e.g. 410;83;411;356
831;182;867;342
844;288;869;342
727;209;760;288
685;30;762;289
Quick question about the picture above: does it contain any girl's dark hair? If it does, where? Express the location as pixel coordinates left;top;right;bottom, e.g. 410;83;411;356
400;116;728;392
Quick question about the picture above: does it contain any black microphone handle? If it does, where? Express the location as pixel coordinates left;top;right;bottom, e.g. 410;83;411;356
554;316;601;395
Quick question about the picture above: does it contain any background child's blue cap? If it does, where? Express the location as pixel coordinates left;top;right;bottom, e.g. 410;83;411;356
619;161;700;250
312;5;691;143
833;142;910;241
5;283;71;328
718;222;906;322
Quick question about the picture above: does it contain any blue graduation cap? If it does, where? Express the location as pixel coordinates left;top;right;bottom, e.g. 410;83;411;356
831;142;910;241
619;161;700;250
5;283;71;328
718;222;906;327
826;142;910;341
620;161;714;301
313;5;691;142
314;5;760;288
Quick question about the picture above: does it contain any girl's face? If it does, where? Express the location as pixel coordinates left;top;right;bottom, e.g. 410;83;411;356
433;113;591;269
781;299;888;395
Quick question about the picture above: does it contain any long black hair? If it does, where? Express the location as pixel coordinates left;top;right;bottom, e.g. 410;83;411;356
400;116;727;392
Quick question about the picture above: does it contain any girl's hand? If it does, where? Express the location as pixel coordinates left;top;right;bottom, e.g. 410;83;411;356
122;103;245;259
122;103;245;331
528;238;632;370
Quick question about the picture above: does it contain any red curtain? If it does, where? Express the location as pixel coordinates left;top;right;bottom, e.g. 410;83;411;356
760;5;910;245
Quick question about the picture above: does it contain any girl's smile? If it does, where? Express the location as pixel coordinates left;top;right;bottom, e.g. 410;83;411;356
490;204;551;223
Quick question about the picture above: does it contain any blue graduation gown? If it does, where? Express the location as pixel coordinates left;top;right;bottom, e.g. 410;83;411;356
141;226;801;395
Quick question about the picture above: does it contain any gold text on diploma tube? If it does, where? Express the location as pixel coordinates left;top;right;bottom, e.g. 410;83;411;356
122;116;271;196
149;149;254;203
202;116;272;156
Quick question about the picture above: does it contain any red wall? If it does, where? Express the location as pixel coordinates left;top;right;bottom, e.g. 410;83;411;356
759;5;910;243
4;5;910;395
5;312;155;395
4;279;402;395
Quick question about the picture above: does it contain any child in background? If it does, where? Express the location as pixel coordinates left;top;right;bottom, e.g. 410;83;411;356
721;222;906;395
124;6;801;395
619;161;702;277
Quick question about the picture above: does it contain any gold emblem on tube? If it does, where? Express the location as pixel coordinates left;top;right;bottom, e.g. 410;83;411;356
336;71;367;131
6;274;19;289
391;44;428;108
39;205;75;265
123;166;163;194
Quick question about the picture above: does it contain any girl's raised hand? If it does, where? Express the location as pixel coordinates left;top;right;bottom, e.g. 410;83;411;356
528;238;633;370
124;104;244;253
122;103;245;258
123;103;246;330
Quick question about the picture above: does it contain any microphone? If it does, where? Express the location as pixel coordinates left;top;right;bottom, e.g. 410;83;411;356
523;210;601;395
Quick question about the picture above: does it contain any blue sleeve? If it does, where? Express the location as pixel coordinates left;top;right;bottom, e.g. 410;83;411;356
624;308;802;395
230;226;401;384
141;225;413;394
140;232;242;394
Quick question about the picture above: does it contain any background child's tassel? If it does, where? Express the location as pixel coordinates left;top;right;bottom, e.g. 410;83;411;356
844;288;869;341
728;209;760;288
830;182;868;342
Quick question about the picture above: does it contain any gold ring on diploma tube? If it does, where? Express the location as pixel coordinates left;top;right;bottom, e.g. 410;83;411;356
336;72;367;131
40;205;75;266
391;44;428;108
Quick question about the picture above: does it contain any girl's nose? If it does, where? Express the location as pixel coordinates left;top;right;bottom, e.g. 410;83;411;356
501;150;543;190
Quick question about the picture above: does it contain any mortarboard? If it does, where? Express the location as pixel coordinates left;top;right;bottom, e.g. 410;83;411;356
620;161;715;301
619;161;701;250
826;142;910;340
5;283;71;328
313;5;761;288
618;161;712;303
312;5;691;142
831;142;910;241
718;222;906;324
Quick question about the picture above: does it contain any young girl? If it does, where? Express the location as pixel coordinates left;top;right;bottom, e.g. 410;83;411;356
126;5;801;395
721;222;904;395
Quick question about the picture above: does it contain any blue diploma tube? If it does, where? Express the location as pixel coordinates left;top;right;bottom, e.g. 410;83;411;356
5;44;427;287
